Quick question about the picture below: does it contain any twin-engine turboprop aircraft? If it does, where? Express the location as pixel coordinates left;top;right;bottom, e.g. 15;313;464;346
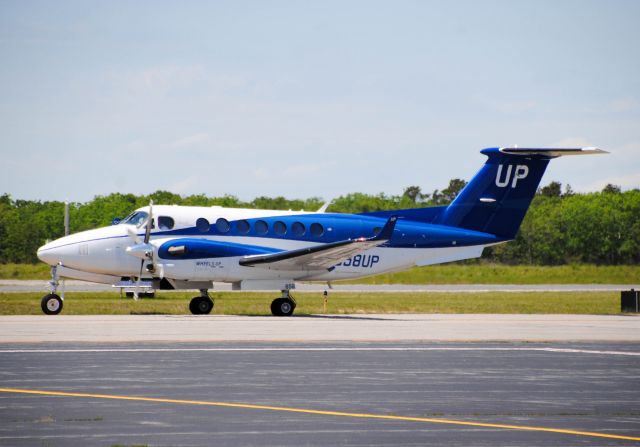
37;147;606;316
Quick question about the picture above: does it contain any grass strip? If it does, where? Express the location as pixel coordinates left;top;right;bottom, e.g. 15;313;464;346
1;263;638;284
340;264;640;285
0;291;621;315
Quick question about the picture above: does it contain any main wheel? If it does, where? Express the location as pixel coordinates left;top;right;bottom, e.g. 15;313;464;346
41;294;63;315
271;298;295;316
189;296;214;315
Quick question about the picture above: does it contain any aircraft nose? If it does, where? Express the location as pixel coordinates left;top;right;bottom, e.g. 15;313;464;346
37;241;62;266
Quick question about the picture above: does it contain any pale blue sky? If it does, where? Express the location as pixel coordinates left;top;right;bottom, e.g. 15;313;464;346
1;0;639;202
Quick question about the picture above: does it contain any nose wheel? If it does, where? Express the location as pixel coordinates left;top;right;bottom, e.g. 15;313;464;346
189;290;214;315
271;290;296;316
41;293;63;315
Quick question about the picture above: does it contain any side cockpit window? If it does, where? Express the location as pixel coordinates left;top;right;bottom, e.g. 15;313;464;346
158;216;175;230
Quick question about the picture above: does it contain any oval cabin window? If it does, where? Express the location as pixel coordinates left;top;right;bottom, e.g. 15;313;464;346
236;220;250;233
274;221;287;235
216;218;230;233
196;218;210;233
310;223;324;237
255;220;268;235
292;222;305;236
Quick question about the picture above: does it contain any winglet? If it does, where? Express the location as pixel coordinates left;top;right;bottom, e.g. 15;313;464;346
373;215;398;241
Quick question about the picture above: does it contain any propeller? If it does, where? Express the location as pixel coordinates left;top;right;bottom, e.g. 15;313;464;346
125;200;155;299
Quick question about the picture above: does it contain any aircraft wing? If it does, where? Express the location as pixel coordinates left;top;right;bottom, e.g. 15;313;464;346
239;216;397;271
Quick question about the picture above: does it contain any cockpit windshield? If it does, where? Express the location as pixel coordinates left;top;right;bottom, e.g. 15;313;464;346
120;211;149;228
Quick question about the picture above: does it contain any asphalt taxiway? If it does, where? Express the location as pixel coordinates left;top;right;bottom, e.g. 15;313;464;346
1;341;639;446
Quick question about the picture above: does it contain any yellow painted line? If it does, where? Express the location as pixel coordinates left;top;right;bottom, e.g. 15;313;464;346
1;387;639;442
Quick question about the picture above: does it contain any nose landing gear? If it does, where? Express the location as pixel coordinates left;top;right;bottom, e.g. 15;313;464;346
271;290;296;316
41;265;64;315
189;289;214;315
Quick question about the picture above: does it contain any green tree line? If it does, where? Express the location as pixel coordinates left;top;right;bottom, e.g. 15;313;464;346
0;180;638;265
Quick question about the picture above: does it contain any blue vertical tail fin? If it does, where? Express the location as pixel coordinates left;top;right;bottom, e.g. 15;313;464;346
438;147;606;239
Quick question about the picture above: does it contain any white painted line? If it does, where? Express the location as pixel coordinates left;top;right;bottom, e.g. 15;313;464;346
0;347;638;356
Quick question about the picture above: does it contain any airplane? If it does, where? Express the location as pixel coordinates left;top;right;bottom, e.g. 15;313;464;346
36;147;606;316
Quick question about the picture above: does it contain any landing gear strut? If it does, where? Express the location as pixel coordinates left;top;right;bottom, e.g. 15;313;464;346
41;265;63;315
271;290;296;316
189;289;214;315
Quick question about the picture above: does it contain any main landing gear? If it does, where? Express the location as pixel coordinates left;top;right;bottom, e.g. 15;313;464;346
271;290;296;317
189;289;214;315
41;265;63;315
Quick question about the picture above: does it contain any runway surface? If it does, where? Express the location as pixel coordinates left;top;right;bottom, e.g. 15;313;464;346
1;341;639;446
1;279;637;293
2;314;640;342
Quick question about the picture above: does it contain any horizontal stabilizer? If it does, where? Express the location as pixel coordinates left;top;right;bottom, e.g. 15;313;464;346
499;147;608;158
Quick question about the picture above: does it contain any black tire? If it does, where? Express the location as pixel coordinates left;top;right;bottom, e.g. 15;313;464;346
271;298;295;317
189;297;199;314
270;298;283;316
189;297;214;315
41;294;63;315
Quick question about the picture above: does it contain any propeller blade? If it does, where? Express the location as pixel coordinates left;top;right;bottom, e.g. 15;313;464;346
126;226;142;244
135;200;154;300
157;263;165;279
144;200;153;244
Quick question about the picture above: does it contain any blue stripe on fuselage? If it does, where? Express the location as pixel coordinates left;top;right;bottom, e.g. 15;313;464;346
150;213;500;251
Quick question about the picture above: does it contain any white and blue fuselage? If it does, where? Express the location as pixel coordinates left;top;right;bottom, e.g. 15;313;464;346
37;205;497;285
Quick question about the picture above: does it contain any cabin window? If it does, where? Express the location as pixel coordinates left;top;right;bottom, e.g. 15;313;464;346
292;221;305;236
274;221;287;235
196;218;210;233
158;216;175;230
216;218;230;233
236;219;250;233
310;222;324;237
255;220;268;235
